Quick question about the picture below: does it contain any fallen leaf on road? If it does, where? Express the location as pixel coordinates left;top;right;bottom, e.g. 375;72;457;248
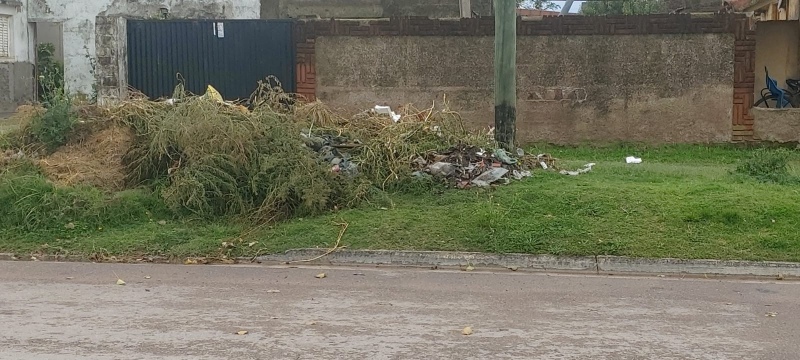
725;302;733;305
266;289;281;293
184;257;208;265
315;273;327;279
462;327;473;336
465;265;475;272
307;321;317;326
144;276;151;279
116;279;126;286
66;277;74;280
236;330;248;335
765;312;778;317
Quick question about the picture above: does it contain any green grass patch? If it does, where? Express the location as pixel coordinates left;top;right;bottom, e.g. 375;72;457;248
254;145;800;262
2;144;800;262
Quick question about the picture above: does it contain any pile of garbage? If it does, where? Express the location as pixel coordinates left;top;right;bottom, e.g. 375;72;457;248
298;102;557;189
413;145;556;188
1;79;565;225
301;131;360;177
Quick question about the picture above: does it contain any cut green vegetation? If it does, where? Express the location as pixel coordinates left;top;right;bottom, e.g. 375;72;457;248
1;89;799;263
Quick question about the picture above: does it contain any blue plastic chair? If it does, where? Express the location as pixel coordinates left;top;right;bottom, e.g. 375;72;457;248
765;67;791;108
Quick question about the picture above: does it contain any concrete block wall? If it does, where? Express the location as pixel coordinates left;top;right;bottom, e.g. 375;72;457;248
261;0;494;19
0;62;34;112
1;0;34;112
295;15;758;144
94;16;126;105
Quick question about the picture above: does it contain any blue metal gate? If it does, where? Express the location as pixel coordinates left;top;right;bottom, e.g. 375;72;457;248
127;20;295;100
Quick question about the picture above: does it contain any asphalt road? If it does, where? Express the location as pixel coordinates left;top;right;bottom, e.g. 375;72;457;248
0;261;798;360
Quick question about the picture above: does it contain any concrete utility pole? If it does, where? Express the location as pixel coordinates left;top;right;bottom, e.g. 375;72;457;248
560;0;575;15
494;0;517;150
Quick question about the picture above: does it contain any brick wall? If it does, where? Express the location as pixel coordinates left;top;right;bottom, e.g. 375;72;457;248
731;17;757;141
295;14;758;142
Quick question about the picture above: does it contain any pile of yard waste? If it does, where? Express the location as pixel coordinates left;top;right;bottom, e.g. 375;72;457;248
0;82;554;222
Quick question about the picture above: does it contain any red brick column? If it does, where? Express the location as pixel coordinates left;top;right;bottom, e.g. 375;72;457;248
294;22;318;101
731;17;757;141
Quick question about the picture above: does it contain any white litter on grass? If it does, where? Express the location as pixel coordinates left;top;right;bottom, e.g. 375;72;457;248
560;163;596;176
374;105;402;122
512;170;532;180
471;168;509;187
536;154;549;170
625;156;642;164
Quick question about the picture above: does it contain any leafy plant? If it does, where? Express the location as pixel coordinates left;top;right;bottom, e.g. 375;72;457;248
36;43;65;107
28;97;76;151
518;0;559;11
581;0;667;15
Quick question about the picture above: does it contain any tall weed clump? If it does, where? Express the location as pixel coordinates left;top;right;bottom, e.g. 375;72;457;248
28;97;76;152
734;148;798;184
121;94;367;222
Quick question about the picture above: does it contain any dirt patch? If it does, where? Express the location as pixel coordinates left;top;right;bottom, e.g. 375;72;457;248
38;124;133;191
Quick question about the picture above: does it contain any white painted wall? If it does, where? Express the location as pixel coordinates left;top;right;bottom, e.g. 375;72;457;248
0;1;34;63
27;0;260;96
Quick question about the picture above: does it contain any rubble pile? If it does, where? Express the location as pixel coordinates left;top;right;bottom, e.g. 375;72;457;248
293;101;561;189
412;144;557;188
301;131;360;177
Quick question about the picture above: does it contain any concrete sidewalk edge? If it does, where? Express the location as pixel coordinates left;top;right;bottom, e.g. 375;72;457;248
256;249;800;277
2;249;799;277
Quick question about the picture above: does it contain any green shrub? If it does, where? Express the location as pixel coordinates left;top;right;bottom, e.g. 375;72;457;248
28;98;75;151
734;148;797;184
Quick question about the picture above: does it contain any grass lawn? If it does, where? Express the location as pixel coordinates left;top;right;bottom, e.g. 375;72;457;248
2;145;800;262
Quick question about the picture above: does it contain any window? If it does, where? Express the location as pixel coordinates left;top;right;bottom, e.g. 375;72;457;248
0;15;10;58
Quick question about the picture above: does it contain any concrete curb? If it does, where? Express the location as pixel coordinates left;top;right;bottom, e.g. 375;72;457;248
3;250;799;277
257;249;800;277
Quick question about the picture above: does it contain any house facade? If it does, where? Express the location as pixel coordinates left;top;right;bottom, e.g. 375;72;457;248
27;0;261;99
0;0;493;112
